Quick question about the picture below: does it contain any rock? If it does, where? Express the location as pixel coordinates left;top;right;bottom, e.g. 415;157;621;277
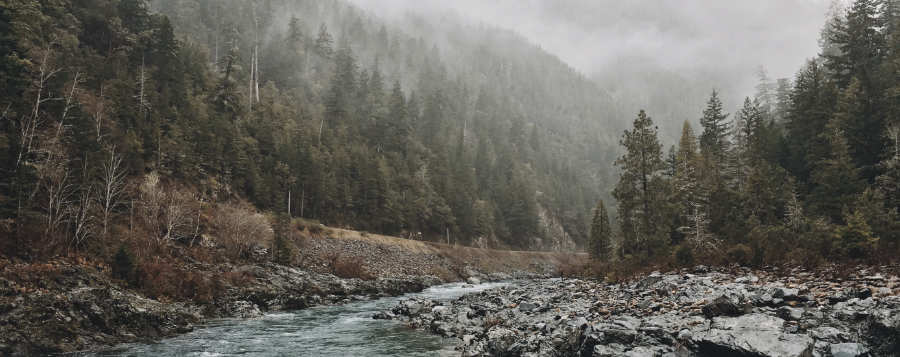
485;328;517;354
518;302;538;312
809;326;845;344
432;305;451;320
372;311;395;320
466;277;481;285
778;306;803;321
702;295;747;318
225;300;262;318
692;313;813;357
829;343;869;357
774;287;801;301
593;343;629;357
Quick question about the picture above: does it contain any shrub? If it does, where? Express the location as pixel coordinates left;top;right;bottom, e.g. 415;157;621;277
272;213;294;265
674;244;694;267
213;203;273;259
726;244;753;266
112;244;136;285
837;209;878;259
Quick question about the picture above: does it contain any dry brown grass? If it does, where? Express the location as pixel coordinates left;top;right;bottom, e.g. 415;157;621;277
323;227;586;277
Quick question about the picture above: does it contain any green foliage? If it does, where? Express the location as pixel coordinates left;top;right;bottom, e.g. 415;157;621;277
112;245;137;285
726;244;753;266
699;90;730;173
589;200;612;261
272;213;294;265
614;110;669;257
674;244;694;267
837;209;879;258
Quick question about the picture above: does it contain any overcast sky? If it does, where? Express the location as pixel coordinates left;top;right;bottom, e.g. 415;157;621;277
348;0;835;99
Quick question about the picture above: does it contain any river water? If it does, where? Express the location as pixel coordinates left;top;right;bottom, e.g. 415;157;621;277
92;281;508;357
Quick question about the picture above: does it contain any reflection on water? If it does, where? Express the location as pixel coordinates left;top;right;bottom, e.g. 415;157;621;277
88;281;508;357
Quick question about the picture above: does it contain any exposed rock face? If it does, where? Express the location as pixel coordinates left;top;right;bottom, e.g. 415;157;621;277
380;267;900;356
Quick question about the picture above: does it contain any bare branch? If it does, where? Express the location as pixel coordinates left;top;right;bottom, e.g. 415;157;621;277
96;146;127;236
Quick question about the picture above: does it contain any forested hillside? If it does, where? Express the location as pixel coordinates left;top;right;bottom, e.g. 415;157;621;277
0;0;631;256
589;0;900;267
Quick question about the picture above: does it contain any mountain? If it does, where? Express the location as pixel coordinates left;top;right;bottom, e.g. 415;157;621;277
1;0;633;252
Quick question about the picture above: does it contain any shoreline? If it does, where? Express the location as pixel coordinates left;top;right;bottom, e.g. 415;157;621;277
380;265;900;356
0;231;570;356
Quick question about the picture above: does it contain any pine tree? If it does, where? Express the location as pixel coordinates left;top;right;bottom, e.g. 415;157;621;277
809;114;864;223
613;110;668;257
314;23;334;59
674;121;709;247
699;90;730;176
825;0;886;89
589;200;611;261
786;60;837;186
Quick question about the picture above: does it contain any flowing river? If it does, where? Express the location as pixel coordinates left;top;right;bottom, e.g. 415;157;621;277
90;282;508;357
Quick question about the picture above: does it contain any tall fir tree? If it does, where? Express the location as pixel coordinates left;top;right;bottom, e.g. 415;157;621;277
613;110;669;257
589;200;612;261
699;90;731;177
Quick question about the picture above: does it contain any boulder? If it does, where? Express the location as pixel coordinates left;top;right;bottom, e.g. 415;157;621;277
829;343;869;357
485;328;518;354
692;313;813;357
702;295;748;318
777;306;803;321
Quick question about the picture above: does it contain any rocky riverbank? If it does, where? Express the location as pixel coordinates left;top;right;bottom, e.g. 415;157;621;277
378;265;900;356
0;258;445;356
0;228;565;356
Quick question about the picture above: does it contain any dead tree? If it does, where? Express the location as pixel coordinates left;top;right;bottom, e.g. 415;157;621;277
96;147;127;236
161;189;193;242
17;44;61;170
93;85;106;142
70;185;95;250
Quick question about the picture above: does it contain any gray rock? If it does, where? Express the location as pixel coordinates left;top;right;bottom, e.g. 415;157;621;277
485;328;518;354
518;302;539;312
431;305;450;319
778;306;803;321
466;276;481;285
593;343;628;357
692;313;813;357
774;287;801;301
702;295;748;318
226;300;262;318
829;343;869;357
808;326;845;343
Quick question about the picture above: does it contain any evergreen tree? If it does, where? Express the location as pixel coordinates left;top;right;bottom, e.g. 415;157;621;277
699;90;730;176
809;115;864;223
314;23;334;58
589;200;611;261
613;110;668;257
674;121;709;247
786;60;837;187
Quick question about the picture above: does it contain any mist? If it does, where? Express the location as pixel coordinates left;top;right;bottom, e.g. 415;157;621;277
348;0;833;132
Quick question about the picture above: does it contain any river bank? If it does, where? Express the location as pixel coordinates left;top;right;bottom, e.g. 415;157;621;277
380;265;900;356
0;230;575;356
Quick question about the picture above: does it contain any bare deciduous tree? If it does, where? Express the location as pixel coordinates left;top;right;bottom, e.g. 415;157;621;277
96;147;127;235
161;189;193;241
70;185;95;250
139;172;197;243
17;44;61;170
213;203;272;257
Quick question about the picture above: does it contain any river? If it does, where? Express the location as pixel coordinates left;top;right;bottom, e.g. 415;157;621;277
89;281;508;357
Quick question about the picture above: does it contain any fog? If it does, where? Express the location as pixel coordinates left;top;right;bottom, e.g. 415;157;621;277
348;0;835;126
